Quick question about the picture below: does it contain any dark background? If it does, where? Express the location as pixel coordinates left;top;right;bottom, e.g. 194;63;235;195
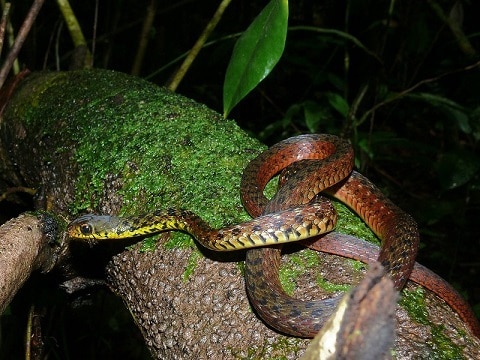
2;0;480;358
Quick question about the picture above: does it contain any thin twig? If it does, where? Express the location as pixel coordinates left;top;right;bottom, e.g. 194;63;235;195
131;0;158;76
0;186;37;202
25;305;34;360
427;0;476;56
1;0;20;75
55;0;92;68
167;0;233;91
0;0;45;89
55;21;63;70
356;59;480;127
91;0;99;68
0;2;11;57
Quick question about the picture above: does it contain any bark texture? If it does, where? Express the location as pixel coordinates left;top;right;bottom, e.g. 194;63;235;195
0;213;59;313
0;69;478;359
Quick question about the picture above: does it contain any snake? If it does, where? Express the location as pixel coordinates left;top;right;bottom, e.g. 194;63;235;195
67;203;337;250
240;134;480;337
67;133;480;338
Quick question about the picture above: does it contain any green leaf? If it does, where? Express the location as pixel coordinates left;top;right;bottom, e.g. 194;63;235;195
223;0;288;117
325;92;349;118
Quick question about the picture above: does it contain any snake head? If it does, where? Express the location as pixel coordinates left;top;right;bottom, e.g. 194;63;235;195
66;214;108;241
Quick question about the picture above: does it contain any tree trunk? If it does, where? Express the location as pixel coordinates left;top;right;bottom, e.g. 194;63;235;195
0;69;478;359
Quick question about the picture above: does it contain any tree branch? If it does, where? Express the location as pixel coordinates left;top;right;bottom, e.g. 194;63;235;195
0;0;45;89
0;213;61;314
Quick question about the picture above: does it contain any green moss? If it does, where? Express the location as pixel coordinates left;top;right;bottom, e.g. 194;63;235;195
163;235;195;250
137;236;158;252
182;251;202;281
350;258;368;272
9;69;263;243
400;288;464;359
316;276;351;293
427;327;464;360
276;197;377;296
400;288;430;325
333;200;379;245
279;250;319;296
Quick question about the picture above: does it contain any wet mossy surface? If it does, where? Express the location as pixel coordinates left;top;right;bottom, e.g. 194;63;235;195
400;288;465;359
6;69;263;245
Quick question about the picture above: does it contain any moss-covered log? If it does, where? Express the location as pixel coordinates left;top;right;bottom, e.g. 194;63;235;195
0;69;478;358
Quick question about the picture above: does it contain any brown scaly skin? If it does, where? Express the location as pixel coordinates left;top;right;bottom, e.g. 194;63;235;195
241;134;480;338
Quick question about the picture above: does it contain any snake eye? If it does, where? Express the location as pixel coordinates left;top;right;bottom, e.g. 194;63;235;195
80;223;93;235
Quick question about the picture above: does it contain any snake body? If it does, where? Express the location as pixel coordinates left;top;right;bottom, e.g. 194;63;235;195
241;134;479;337
241;134;416;336
67;203;337;251
67;133;480;338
